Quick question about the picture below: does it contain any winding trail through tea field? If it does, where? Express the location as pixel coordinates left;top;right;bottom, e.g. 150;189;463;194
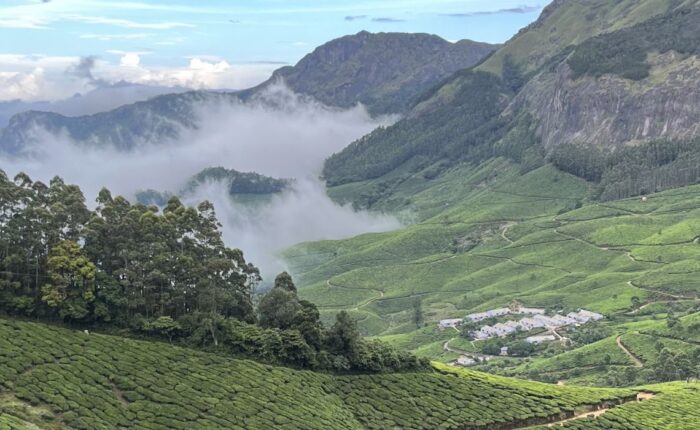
616;335;644;367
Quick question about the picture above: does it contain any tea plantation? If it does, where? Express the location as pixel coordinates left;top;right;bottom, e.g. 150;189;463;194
527;384;700;430
286;161;700;383
0;318;646;430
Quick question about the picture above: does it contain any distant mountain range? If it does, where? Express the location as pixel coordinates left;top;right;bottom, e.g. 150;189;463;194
0;32;498;154
0;82;188;128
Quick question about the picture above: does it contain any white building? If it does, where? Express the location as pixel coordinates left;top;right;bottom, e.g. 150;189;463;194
465;307;511;322
514;307;546;315
526;335;556;344
456;356;476;366
467;306;603;341
439;318;463;329
568;310;604;323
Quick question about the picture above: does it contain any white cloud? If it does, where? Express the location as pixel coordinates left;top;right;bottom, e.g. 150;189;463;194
0;55;88;101
0;17;50;29
99;57;279;91
0;54;278;101
0;85;399;276
65;14;194;29
119;53;141;67
80;32;153;41
0;1;195;30
0;69;44;100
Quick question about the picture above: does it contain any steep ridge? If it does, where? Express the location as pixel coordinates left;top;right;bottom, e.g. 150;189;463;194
476;0;700;76
513;6;700;150
322;0;700;206
263;31;498;116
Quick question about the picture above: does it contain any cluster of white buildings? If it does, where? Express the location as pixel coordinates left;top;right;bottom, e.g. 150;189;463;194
439;306;545;329
471;309;604;340
525;335;556;344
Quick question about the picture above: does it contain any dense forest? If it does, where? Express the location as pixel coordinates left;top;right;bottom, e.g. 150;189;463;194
323;71;515;187
567;7;700;80
550;138;700;200
185;167;290;195
0;170;427;373
137;167;290;206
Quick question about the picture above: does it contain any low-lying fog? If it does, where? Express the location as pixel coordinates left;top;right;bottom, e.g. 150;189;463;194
0;84;400;278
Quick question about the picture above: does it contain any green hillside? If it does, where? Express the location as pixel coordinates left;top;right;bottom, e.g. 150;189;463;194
476;0;700;76
287;161;700;384
0;318;650;430
323;0;700;204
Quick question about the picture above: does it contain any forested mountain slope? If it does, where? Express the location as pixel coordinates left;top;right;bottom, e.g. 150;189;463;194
322;0;700;206
0;33;496;154
476;0;700;76
0;91;226;153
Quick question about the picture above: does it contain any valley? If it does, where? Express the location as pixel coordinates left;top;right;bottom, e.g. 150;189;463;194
287;161;700;386
0;0;699;428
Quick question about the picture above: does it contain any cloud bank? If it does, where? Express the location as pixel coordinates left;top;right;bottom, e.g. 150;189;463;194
0;85;400;278
0;54;280;102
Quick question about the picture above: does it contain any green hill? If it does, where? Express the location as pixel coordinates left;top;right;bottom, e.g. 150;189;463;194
5;317;696;430
287;161;700;385
476;0;700;76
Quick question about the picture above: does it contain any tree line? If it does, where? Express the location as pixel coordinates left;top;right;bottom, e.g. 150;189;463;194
549;138;700;201
0;170;427;373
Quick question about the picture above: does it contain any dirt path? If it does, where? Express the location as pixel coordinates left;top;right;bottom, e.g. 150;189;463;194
616;335;643;367
501;222;515;244
516;392;655;429
325;280;384;311
628;280;695;300
443;338;509;361
471;253;571;273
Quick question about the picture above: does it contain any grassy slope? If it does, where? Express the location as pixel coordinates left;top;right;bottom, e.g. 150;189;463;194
0;318;640;430
476;0;700;76
286;162;700;382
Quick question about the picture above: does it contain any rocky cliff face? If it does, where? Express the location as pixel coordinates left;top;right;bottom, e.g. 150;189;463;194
513;51;700;150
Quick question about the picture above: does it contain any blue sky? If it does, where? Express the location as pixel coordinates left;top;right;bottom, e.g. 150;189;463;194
0;0;546;100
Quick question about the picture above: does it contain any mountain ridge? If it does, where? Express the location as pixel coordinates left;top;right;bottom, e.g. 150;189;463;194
322;0;700;203
0;32;497;153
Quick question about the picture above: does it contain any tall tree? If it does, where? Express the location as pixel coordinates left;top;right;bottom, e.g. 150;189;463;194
41;240;97;321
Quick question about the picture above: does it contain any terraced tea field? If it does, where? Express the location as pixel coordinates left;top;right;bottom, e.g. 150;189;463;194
0;318;648;430
286;161;700;382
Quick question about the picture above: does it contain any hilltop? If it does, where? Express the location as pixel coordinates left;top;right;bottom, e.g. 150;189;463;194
261;31;498;116
136;167;291;206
